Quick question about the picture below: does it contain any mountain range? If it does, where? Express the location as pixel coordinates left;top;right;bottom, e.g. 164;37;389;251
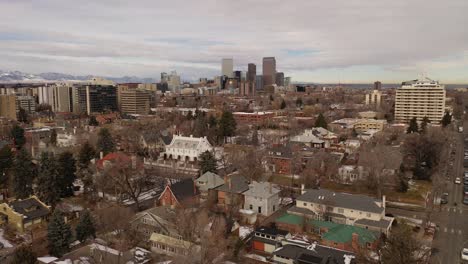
0;70;158;83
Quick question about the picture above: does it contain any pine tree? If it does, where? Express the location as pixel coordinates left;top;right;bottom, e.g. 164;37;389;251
0;145;13;186
17;107;29;123
11;245;37;264
280;99;286;109
407;117;419;134
10;125;26;149
78;142;96;170
314;113;328;129
218;110;237;140
50;129;57;146
194;114;208;137
57;151;77;197
441;111;452;127
97;128;115;155
75;210;96;242
12;148;35;199
296;98;303;108
186;110;194;120
420;116;430;133
199;151;217;174
36;152;60;206
208;115;217;128
47;209;72;257
251;129;259;146
88;116;99;126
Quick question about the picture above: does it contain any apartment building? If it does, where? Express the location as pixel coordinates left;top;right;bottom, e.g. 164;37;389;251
395;78;446;123
120;89;151;115
0;95;17;120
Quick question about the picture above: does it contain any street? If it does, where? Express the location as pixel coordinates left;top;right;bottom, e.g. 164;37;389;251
431;121;468;264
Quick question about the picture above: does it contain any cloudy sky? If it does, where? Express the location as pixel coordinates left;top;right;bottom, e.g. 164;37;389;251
1;0;468;83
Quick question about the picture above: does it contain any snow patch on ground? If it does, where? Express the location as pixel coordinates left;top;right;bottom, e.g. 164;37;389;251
0;229;13;248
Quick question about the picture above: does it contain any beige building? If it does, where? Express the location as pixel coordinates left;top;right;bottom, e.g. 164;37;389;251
331;118;386;132
0;95;17;120
0;196;51;233
121;89;151;115
395;78;446;123
365;89;382;107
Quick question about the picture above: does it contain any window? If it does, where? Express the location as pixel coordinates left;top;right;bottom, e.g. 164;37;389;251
258;206;262;214
273;205;276;212
366;213;371;218
249;204;253;210
303;202;307;206
338;208;344;214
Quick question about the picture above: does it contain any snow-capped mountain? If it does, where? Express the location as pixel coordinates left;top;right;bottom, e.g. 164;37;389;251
0;70;157;83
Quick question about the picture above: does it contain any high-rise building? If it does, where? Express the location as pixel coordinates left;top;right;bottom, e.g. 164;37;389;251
239;81;255;97
0;95;17;120
75;85;118;115
262;57;276;88
168;71;181;93
284;77;292;87
161;72;169;83
395;78;446;123
275;72;285;87
121;90;151;115
255;75;264;91
16;95;36;113
365;89;382;108
374;81;382;90
247;63;256;82
221;58;234;78
38;84;73;112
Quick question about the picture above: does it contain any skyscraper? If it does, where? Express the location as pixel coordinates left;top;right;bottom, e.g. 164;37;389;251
0;95;17;120
221;58;234;78
75;85;117;114
275;72;285;87
255;75;264;91
247;63;256;82
284;77;292;87
168;71;181;92
121;90;151;115
395;78;446;123
262;57;276;88
374;81;382;90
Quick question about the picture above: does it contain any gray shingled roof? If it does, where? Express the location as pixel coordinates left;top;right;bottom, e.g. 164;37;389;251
297;189;384;214
214;174;249;194
274;244;355;264
243;181;281;198
196;172;224;192
9;197;50;221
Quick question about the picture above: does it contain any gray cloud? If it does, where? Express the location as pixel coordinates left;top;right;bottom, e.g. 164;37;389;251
0;0;467;82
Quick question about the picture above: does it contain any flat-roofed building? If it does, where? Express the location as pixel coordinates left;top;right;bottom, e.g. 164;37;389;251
121;89;151;115
0;95;17;120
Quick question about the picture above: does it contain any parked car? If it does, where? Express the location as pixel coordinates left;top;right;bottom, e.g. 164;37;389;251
441;193;449;204
455;177;462;184
462;248;468;260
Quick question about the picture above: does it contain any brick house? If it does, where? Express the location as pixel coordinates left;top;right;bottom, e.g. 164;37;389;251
251;226;289;254
158;178;200;207
214;174;249;210
266;145;292;175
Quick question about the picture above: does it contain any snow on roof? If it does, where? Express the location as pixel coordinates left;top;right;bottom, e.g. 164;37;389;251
90;243;122;256
37;257;58;263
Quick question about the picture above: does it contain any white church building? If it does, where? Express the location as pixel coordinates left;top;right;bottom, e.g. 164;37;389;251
161;135;213;162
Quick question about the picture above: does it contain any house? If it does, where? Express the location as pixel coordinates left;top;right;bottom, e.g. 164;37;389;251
96;152;142;171
132;206;179;240
150;232;201;260
251;226;289;254
337;165;366;184
0;196;51;232
160;135;213;162
266;145;293;175
214;174;250;210
287;188;393;234
290;128;338;149
195;171;224;200
56;131;78;147
272;242;356;264
159;178;200;207
243;181;281;217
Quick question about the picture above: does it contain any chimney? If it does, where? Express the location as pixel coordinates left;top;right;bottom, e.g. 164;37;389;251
228;177;232;190
351;233;359;250
301;184;306;195
382;195;386;209
100;151;104;159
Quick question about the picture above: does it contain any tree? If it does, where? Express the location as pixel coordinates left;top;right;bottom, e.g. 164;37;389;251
12;148;35;199
36;152;60;206
419;116;430;133
218;110;237;141
280;99;286;109
50;129;57;146
379;223;431;264
0;145;13;187
75;210;96;242
251;129;259;146
10;125;26;149
57;151;77;197
406;117;419;134
97;128;115;155
199;151;217;174
17;107;29;123
47;209;72;257
88;115;99;126
296;97;303;108
78;142;96;170
314;113;327;129
193;114;208;137
11;245;37;264
441;111;452;127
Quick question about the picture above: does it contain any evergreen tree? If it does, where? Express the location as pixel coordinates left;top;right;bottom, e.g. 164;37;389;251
11;245;37;264
296;98;303;108
97;128;115;155
194;114;208;137
218;110;237;140
88;115;99;126
251;129;259;146
10;125;26;149
75;210;96;242
12;148;35;199
406;117;419;134
36;152;60;206
441;111;452;127
314;113;328;129
420;116;430;133
186;110;194;120
78;142;96;170
57;151;77;197
199;151;217;174
208;115;217;128
47;209;72;257
50;129;57;146
0;145;13;186
280;99;287;109
17;107;29;123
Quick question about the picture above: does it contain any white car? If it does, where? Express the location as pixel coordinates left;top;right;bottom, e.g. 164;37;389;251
455;177;462;184
461;248;468;261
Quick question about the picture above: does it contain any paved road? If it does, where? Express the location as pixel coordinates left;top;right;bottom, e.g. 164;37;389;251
431;121;468;264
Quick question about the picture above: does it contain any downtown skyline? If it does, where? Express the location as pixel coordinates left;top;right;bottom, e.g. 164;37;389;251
1;0;468;83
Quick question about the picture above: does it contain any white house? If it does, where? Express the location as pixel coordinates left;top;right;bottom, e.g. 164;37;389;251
337;165;365;184
57;132;78;147
243;181;281;217
161;135;213;162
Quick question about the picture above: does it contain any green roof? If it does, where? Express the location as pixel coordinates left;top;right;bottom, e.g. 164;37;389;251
275;213;377;245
